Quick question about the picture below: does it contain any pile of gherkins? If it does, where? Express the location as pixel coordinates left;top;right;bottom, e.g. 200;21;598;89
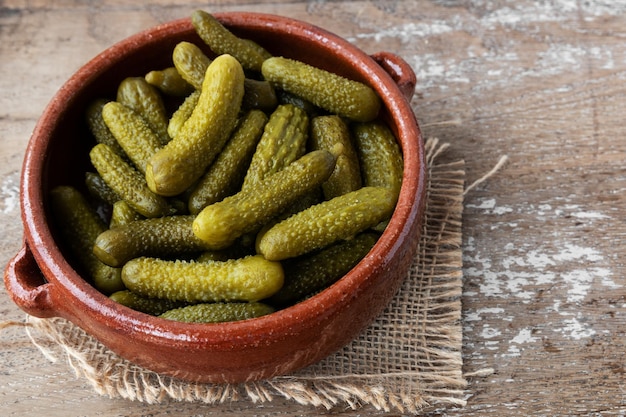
50;10;404;324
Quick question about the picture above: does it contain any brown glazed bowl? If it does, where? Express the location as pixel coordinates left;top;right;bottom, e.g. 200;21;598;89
4;12;425;383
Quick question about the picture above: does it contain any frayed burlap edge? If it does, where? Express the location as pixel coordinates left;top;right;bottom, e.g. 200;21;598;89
8;137;471;414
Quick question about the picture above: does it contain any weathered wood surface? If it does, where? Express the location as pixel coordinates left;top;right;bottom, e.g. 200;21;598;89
1;1;625;415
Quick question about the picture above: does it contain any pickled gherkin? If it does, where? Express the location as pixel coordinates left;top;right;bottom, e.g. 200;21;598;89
261;56;381;122
172;41;212;90
188;110;268;214
310;115;362;199
146;54;245;197
116;77;170;145
121;255;284;302
191;10;271;72
102;101;163;174
49;186;124;294
269;232;378;306
160;302;274;323
109;200;142;229
89;143;170;218
168;90;200;140
85;99;126;157
94;215;211;267
145;66;195;97
256;186;395;261
242;104;308;190
193;149;337;250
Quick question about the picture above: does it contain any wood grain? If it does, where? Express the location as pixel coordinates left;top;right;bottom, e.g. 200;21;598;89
1;1;626;415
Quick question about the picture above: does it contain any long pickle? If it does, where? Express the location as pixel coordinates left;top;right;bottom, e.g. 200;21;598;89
310;115;362;199
256;186;396;261
49;186;124;294
188;110;268;214
110;290;186;316
160;302;275;323
121;255;284;302
172;41;212;90
116;77;170;145
90;143;170;218
352;122;403;203
193;149;337;250
242;104;308;190
191;10;271;72
270;232;378;306
167;90;200;140
146;54;245;197
94;215;211;267
102;101;163;174
262;56;381;122
145;67;195;97
85;99;126;157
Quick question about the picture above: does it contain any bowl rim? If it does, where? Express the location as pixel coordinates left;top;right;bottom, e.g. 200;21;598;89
20;11;426;350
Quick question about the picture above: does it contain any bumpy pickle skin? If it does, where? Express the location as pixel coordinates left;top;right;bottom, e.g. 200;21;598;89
242;104;309;190
172;41;212;90
101;101;163;174
191;10;271;72
85;99;126;157
193;149;337;250
310;115;362;199
109;200;142;229
94;215;211;267
116;77;170;145
270;232;379;307
110;290;186;316
160;302;275;323
256;186;396;261
49;186;124;294
121;255;284;302
352;122;404;203
167;90;201;140
261;56;382;122
145;67;195;97
89;143;170;218
188;110;268;214
146;54;245;197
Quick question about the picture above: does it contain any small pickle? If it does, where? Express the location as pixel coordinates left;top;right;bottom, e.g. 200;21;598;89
90;143;170;218
85;99;126;157
49;186;124;294
110;290;186;316
116;77;170;145
269;232;379;306
109;200;142;229
94;215;211;268
172;41;212;90
256;186;396;261
145;67;195;97
85;172;119;205
167;90;201;140
102;101;163;174
352;122;404;203
310;115;362;199
160;302;275;323
146;54;245;196
261;56;381;122
121;255;284;302
188;110;268;214
242;104;309;190
191;10;271;72
193;149;337;250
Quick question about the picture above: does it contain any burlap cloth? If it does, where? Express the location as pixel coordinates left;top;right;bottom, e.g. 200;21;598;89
7;137;479;414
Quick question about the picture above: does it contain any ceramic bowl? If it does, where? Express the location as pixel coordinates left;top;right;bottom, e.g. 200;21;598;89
4;12;426;383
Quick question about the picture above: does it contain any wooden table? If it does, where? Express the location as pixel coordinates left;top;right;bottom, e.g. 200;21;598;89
1;1;625;415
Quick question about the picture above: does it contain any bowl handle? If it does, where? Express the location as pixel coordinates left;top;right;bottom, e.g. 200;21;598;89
4;242;58;318
371;52;417;101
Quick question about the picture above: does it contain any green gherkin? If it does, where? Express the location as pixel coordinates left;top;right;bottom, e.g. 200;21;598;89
160;302;275;323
